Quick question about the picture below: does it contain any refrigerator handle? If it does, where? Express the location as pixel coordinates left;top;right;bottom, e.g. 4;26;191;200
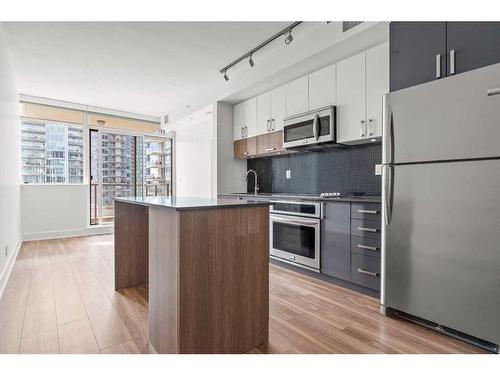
384;165;394;227
382;94;394;165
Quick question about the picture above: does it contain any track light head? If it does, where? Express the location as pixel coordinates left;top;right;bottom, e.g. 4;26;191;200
284;29;293;45
248;54;255;67
223;70;229;81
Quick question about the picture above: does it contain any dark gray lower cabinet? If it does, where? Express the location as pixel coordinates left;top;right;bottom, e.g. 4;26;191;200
320;202;351;281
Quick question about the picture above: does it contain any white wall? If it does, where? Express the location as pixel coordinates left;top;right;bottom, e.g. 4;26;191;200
0;23;22;295
167;105;217;198
21;185;112;240
215;102;246;193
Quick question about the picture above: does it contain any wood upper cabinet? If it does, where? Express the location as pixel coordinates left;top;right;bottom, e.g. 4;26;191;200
270;85;286;132
308;64;336;110
233;98;257;140
256;92;271;135
336;51;366;143
234;137;257;159
257;130;283;156
285;76;309;117
366;42;389;139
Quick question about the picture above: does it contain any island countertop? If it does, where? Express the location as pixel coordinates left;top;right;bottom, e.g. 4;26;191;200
114;195;272;210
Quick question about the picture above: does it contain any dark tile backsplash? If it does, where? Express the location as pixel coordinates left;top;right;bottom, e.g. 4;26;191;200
247;143;382;195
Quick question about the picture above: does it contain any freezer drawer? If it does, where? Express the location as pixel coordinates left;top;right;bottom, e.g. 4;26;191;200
383;62;500;164
383;159;500;345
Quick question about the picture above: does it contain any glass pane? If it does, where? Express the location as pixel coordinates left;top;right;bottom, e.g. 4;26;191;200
284;119;314;142
90;130;100;225
100;133;136;224
272;222;316;259
144;136;172;197
21;120;83;184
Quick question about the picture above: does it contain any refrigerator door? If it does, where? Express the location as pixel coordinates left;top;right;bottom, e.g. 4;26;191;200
383;63;500;165
383;159;500;345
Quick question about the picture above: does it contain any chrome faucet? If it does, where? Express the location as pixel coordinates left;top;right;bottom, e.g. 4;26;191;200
244;169;259;195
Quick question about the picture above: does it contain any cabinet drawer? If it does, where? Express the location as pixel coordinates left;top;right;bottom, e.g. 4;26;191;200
351;218;381;240
351;252;380;291
351;203;381;220
351;236;381;258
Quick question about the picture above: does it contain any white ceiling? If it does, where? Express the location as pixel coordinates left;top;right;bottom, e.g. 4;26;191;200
3;22;389;121
3;22;291;116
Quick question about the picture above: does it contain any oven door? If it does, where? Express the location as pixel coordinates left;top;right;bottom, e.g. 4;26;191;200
270;213;320;271
283;106;335;149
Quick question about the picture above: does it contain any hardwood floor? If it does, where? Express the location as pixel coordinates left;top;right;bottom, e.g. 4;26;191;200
0;235;486;354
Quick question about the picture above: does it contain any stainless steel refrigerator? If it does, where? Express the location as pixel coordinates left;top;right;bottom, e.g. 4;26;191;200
381;62;500;352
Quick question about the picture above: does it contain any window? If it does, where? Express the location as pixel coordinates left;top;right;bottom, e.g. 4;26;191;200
21;103;85;184
20;98;172;226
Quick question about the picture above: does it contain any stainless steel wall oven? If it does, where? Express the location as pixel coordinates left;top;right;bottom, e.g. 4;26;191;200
269;200;321;271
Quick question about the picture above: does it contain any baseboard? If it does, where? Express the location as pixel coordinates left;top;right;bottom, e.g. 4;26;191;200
0;239;22;299
22;225;114;241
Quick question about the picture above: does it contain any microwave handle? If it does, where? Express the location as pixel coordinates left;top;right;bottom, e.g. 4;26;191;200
312;113;319;141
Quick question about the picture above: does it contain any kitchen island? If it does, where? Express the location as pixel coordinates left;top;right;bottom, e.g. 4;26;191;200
114;196;271;354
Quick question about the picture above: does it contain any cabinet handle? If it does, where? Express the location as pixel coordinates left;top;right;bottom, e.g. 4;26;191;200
265;147;276;152
360;120;366;137
487;88;500;97
357;268;379;277
266;119;270;132
244;126;248;137
357;244;379;251
436;54;442;79
271;118;275;131
368;119;374;136
242;152;249;156
449;49;455;75
241;127;243;138
357;226;378;233
357;209;379;214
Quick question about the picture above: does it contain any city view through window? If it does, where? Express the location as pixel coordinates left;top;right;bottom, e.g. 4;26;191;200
21;120;84;184
20;100;172;225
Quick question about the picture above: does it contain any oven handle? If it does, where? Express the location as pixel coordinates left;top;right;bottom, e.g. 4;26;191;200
270;214;319;227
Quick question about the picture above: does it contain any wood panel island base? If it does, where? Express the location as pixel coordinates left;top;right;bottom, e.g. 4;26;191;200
114;197;271;354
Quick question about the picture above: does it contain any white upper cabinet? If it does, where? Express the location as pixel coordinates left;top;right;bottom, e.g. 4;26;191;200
233;43;388;142
308;64;336;110
366;42;389;140
336;43;389;144
233;97;257;140
270;85;286;132
285;76;309;117
256;92;271;135
336;51;366;143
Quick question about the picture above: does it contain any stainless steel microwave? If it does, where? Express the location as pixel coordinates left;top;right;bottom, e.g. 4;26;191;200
282;106;336;149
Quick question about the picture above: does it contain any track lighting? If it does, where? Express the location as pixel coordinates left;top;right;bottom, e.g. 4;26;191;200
219;22;301;82
284;29;293;45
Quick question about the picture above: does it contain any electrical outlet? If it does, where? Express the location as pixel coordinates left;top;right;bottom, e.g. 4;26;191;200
285;170;291;179
4;245;8;258
375;164;383;176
